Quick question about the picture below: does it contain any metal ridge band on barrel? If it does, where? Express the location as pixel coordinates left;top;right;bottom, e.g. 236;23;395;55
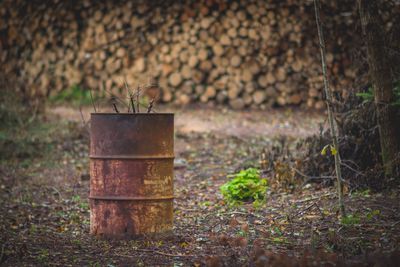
89;195;175;201
89;155;175;159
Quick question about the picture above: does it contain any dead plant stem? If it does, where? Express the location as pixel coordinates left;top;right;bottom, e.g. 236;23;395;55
314;0;346;217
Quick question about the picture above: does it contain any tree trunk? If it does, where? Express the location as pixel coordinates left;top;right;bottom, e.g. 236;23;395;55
358;0;400;177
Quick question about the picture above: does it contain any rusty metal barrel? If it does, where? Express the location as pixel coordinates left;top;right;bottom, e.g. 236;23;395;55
89;113;174;238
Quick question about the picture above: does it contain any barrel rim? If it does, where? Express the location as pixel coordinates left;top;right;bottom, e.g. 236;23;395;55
91;113;174;116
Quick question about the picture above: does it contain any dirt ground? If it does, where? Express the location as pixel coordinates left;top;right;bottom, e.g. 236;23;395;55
1;105;399;266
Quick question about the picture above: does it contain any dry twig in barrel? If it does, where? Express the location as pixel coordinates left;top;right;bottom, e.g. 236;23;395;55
136;86;141;113
111;96;119;113
124;79;136;113
147;97;155;113
89;88;97;113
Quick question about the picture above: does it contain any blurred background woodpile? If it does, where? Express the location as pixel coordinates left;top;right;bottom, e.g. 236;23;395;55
1;0;398;109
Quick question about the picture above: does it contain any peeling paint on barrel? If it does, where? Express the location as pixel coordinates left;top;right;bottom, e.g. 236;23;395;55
89;113;174;238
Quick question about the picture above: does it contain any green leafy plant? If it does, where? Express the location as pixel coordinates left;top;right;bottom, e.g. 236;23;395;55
220;168;268;206
351;189;371;198
71;195;89;210
341;214;361;226
356;81;400;106
71;195;81;202
37;249;50;263
365;209;380;221
356;86;374;103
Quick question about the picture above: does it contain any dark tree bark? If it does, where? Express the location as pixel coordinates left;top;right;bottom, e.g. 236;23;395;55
358;0;399;177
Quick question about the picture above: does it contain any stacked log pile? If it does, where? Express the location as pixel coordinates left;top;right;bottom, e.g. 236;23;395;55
1;0;397;109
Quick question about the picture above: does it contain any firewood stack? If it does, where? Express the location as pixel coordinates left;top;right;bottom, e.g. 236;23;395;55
2;0;393;109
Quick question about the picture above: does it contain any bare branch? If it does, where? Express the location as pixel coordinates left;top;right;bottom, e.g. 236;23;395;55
314;0;346;217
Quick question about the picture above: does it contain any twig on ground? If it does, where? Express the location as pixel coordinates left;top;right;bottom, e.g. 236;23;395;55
293;168;335;183
117;249;197;258
340;161;366;177
391;221;400;227
295;193;335;204
203;210;265;221
293;202;318;218
314;202;325;217
50;186;62;199
341;159;362;170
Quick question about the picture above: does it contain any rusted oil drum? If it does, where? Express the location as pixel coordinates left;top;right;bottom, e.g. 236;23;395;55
89;113;174;237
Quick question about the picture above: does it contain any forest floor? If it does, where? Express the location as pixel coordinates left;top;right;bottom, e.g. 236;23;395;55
1;105;399;266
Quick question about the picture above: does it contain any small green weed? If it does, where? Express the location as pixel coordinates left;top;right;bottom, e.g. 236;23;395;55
220;168;268;206
237;230;247;237
71;195;89;210
68;211;81;223
365;209;380;221
29;224;38;235
201;201;212;207
56;211;66;217
37;249;50;263
72;195;81;202
351;189;371;198
79;202;89;210
272;226;283;236
341;214;361;226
